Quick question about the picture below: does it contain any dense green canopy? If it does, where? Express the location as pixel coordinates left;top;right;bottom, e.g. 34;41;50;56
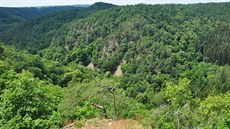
0;2;230;128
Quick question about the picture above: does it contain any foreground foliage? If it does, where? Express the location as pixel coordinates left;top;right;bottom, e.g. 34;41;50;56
0;2;230;128
0;61;63;128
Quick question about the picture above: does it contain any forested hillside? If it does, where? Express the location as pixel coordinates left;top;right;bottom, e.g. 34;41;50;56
0;5;89;33
0;2;116;53
0;2;230;129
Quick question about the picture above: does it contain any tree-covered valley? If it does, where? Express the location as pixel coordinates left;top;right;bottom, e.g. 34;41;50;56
0;2;230;128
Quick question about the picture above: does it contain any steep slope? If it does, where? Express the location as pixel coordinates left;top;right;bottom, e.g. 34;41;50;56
43;2;230;73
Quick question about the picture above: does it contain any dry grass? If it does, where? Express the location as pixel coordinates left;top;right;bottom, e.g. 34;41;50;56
63;118;149;129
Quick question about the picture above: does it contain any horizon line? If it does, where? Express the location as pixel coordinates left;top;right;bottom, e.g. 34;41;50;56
0;1;228;8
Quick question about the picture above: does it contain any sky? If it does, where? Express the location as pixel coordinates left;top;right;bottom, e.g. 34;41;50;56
0;0;229;7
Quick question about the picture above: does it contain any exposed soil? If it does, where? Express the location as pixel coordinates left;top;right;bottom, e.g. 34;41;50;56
63;118;145;129
87;62;95;70
114;64;122;76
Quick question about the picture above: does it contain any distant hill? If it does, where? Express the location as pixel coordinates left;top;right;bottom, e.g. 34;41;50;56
0;2;117;52
0;5;89;32
89;2;117;9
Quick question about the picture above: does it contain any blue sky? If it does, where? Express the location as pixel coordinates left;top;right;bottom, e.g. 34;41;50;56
0;0;229;7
